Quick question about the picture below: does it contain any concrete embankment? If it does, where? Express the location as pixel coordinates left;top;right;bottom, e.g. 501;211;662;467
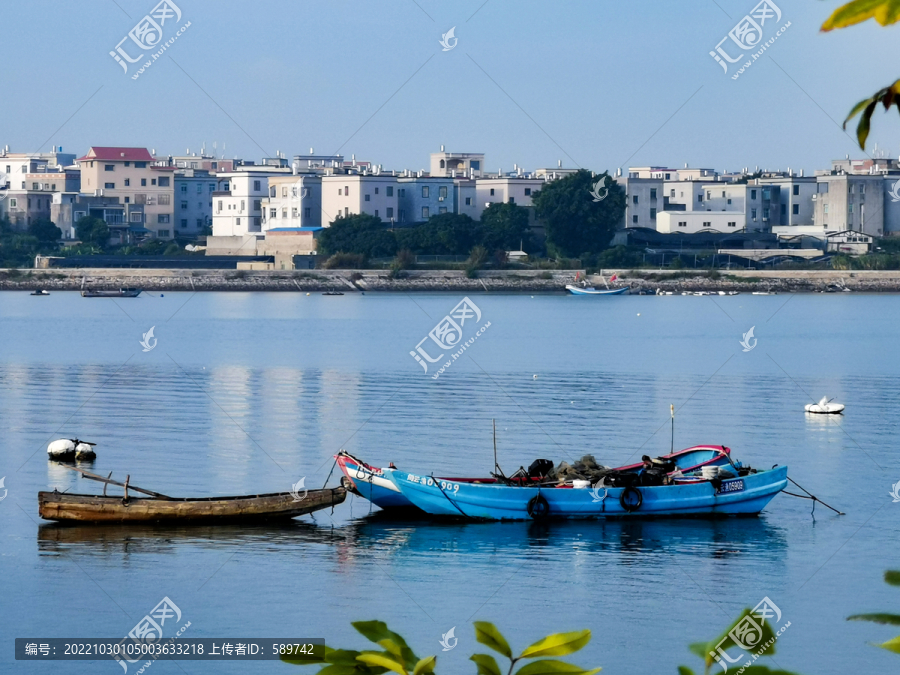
3;268;900;293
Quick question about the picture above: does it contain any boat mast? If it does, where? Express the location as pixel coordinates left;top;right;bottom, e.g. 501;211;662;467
670;404;675;453
493;419;499;474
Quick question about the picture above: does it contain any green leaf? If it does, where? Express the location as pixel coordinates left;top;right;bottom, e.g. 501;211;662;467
696;609;779;670
822;0;900;31
514;660;601;675
471;653;504;675
885;570;900;586
356;652;407;675
352;622;418;669
687;642;708;659
847;612;900;625
474;622;513;659
844;96;876;128
857;100;879;149
279;643;334;664
878;635;900;653
677;668;695;675
412;656;437;675
519;630;591;659
324;649;366;666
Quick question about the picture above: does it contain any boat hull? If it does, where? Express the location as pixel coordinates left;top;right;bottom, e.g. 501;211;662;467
81;289;142;298
387;466;788;521
38;488;346;523
565;285;628;296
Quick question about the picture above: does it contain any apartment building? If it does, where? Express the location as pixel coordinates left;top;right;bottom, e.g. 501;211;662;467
260;174;322;230
1;147;76;184
396;176;455;223
813;174;886;236
320;174;399;225
211;167;293;237
76;147;175;241
475;177;543;211
759;175;817;226
4;190;54;229
430;148;484;178
454;178;478;220
174;169;217;237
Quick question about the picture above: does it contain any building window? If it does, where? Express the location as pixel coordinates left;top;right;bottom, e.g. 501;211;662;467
703;221;711;227
197;184;202;193
105;164;114;171
375;187;379;194
422;206;430;219
270;186;276;198
721;191;726;198
365;194;370;201
632;195;638;204
141;178;147;186
751;208;757;220
509;197;515;204
158;229;170;237
217;200;222;212
270;208;277;218
292;207;298;218
697;194;703;202
196;218;203;227
751;189;757;199
157;214;170;223
9;198;16;207
727;198;732;205
849;204;853;213
490;188;495;196
158;194;170;205
125;179;130;187
304;208;311;218
135;161;146;168
440;159;445;168
151;178;157;186
209;183;215;191
253;199;261;211
422;186;429;198
282;208;287;218
181;201;188;210
439;207;447;214
632;215;638;224
181;184;187;193
678;221;687;227
670;189;675;198
465;197;471;205
860;183;866;194
792;204;799;215
440;186;449;198
727;221;736;227
344;186;349;195
387;186;393;196
387;207;393;218
254;180;261;191
650;208;657;220
130;213;142;222
824;205;829;214
665;173;671;180
180;219;188;227
793;185;800;196
282;186;288;197
375;210;379;217
104;182;115;189
763;207;769;219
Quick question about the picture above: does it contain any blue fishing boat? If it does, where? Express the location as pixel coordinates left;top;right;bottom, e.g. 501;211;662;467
565;285;628;296
385;465;788;521
336;446;735;512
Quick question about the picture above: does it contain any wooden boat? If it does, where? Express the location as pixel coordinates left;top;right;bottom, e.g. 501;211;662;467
30;289;50;296
337;445;735;512
322;291;345;296
38;465;346;523
81;288;142;298
386;465;787;521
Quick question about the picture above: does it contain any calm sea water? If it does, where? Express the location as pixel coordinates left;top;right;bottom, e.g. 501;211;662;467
1;290;899;674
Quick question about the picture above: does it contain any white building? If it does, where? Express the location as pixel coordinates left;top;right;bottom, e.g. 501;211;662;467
260;174;322;230
320;173;399;225
212;167;292;237
175;169;217;237
430;148;484;178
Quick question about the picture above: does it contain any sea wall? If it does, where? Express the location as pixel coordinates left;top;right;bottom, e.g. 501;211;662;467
3;268;900;292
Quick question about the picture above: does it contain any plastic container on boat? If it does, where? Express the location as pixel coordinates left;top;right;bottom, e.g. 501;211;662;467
701;466;719;479
572;480;591;489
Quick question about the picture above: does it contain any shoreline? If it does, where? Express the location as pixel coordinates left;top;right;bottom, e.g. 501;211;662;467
3;268;900;293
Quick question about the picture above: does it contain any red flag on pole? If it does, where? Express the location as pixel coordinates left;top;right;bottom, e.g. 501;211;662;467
610;274;618;282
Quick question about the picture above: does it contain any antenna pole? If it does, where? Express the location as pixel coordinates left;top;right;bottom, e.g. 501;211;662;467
670;404;675;454
493;419;498;473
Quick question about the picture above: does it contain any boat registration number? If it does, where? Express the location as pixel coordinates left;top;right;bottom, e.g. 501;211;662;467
717;479;745;494
406;475;460;493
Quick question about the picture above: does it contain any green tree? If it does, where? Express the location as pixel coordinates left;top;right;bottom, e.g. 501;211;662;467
480;202;532;252
532;169;625;258
822;1;900;148
27;218;61;244
395;213;480;255
74;216;110;247
318;213;396;258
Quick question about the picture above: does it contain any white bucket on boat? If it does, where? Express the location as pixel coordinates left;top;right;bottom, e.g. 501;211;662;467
572;479;591;489
701;466;719;480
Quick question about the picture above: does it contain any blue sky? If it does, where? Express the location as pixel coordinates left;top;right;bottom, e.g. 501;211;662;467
2;0;899;174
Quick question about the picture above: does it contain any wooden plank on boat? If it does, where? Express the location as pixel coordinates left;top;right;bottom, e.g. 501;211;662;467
38;487;346;524
55;463;171;499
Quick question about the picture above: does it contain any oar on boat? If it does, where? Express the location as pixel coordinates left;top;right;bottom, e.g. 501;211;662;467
54;463;173;500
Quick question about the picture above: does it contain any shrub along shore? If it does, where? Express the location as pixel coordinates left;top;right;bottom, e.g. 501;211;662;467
5;268;900;293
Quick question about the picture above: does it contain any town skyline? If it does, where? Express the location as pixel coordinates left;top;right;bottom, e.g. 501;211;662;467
1;0;899;174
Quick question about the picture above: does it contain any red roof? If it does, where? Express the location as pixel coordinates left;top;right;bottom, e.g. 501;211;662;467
77;147;154;162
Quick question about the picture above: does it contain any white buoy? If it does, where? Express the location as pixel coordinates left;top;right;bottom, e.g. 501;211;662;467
533;374;538;379
47;439;96;461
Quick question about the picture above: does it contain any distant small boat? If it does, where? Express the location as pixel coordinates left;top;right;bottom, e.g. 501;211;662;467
81;288;142;298
31;289;50;296
805;396;845;415
751;291;776;295
566;285;628;296
322;291;345;296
